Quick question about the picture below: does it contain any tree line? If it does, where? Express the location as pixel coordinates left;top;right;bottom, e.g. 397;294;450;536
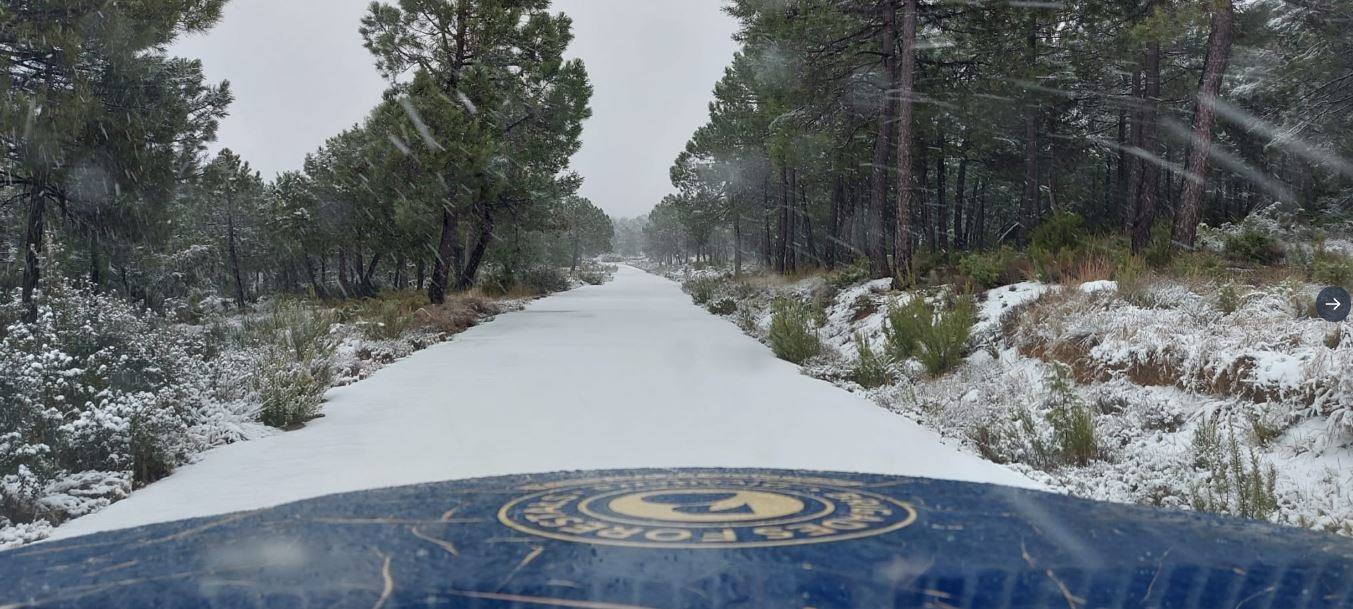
2;0;613;320
643;0;1352;281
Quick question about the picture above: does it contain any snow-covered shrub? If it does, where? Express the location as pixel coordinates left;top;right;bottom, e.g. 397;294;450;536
1218;284;1241;315
0;281;262;536
1190;417;1279;521
519;267;571;295
850;333;890;389
1043;365;1099;467
914;297;976;376
958;248;1022;289
1;283;214;484
0;467;46;524
1312;247;1353;285
968;408;1053;469
883;295;975;376
767;298;821;364
477;264;517;296
882;297;929;362
237;305;338;428
574;262;616;286
826;258;871;290
353;298;417;341
707;298;737;316
735;306;760;335
1028;212;1090;282
685;277;722;305
1225;229;1285;264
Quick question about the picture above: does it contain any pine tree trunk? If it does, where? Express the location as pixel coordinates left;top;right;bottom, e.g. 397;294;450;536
785;168;798;274
776;166;789;273
827;176;842;269
360;254;382;297
457;206;495;291
1019;17;1041;241
1116;103;1130;230
954;155;968;251
935;134;949;254
1173;0;1235;249
20;190;45;322
891;0;918;287
1126;69;1144;234
869;0;899;278
226;214;247;309
733;206;743;277
428;207;461;304
917;143;930;252
337;249;353;298
1132;42;1163;253
800;174;817;267
975;181;987;248
304;256;328;299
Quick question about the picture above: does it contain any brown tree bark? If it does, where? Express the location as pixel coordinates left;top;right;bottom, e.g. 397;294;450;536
826;177;841;270
974;180;987;248
1126;69;1144;233
934;134;949;253
304;256;328;299
1173;0;1236;249
226;213;247;309
954;155;969;251
868;0;899;278
1131;42;1163;252
762;173;773;269
891;0;918;288
733;203;743;277
427;207;461;304
457;205;494;291
776;166;790;273
800;173;817;266
1019;17;1041;241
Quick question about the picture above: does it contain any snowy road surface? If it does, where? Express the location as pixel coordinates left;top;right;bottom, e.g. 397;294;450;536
51;265;1036;540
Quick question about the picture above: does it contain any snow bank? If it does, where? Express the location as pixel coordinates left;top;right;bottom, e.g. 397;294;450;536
660;262;1353;535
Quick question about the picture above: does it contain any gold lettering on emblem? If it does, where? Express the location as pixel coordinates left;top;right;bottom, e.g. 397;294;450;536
701;528;737;543
751;527;794;540
595;526;644;540
644;529;693;542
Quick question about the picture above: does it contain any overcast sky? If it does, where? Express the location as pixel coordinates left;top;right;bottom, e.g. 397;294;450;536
168;0;740;219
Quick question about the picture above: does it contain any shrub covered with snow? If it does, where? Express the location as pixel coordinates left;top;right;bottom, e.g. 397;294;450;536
0;282;267;543
767;298;822;364
236;305;339;428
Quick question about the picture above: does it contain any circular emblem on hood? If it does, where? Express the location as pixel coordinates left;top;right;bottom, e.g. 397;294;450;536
497;473;917;549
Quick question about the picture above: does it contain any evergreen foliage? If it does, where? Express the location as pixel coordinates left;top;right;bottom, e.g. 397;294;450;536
767;298;822;364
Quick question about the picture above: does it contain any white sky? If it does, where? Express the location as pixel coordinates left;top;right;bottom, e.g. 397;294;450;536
168;0;740;218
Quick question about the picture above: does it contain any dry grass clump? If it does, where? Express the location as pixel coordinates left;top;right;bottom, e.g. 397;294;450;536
415;295;502;336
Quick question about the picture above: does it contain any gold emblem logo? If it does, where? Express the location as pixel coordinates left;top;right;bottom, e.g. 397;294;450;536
497;473;917;549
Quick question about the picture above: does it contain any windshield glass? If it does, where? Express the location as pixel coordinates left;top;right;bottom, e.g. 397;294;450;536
2;0;1352;606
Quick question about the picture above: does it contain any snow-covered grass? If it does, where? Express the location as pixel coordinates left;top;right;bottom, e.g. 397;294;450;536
644;259;1353;536
0;267;611;549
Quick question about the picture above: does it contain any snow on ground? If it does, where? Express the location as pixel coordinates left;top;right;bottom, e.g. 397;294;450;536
647;262;1353;535
46;265;1035;542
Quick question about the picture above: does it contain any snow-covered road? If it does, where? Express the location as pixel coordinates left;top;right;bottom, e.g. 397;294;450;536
51;265;1035;540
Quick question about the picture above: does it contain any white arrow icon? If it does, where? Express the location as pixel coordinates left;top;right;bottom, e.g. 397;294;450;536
1329;300;1344;310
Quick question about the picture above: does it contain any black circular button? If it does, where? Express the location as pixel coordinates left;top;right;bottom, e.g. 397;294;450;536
1317;286;1351;322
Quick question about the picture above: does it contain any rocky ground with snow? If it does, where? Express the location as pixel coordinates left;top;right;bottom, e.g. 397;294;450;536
645;260;1353;536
